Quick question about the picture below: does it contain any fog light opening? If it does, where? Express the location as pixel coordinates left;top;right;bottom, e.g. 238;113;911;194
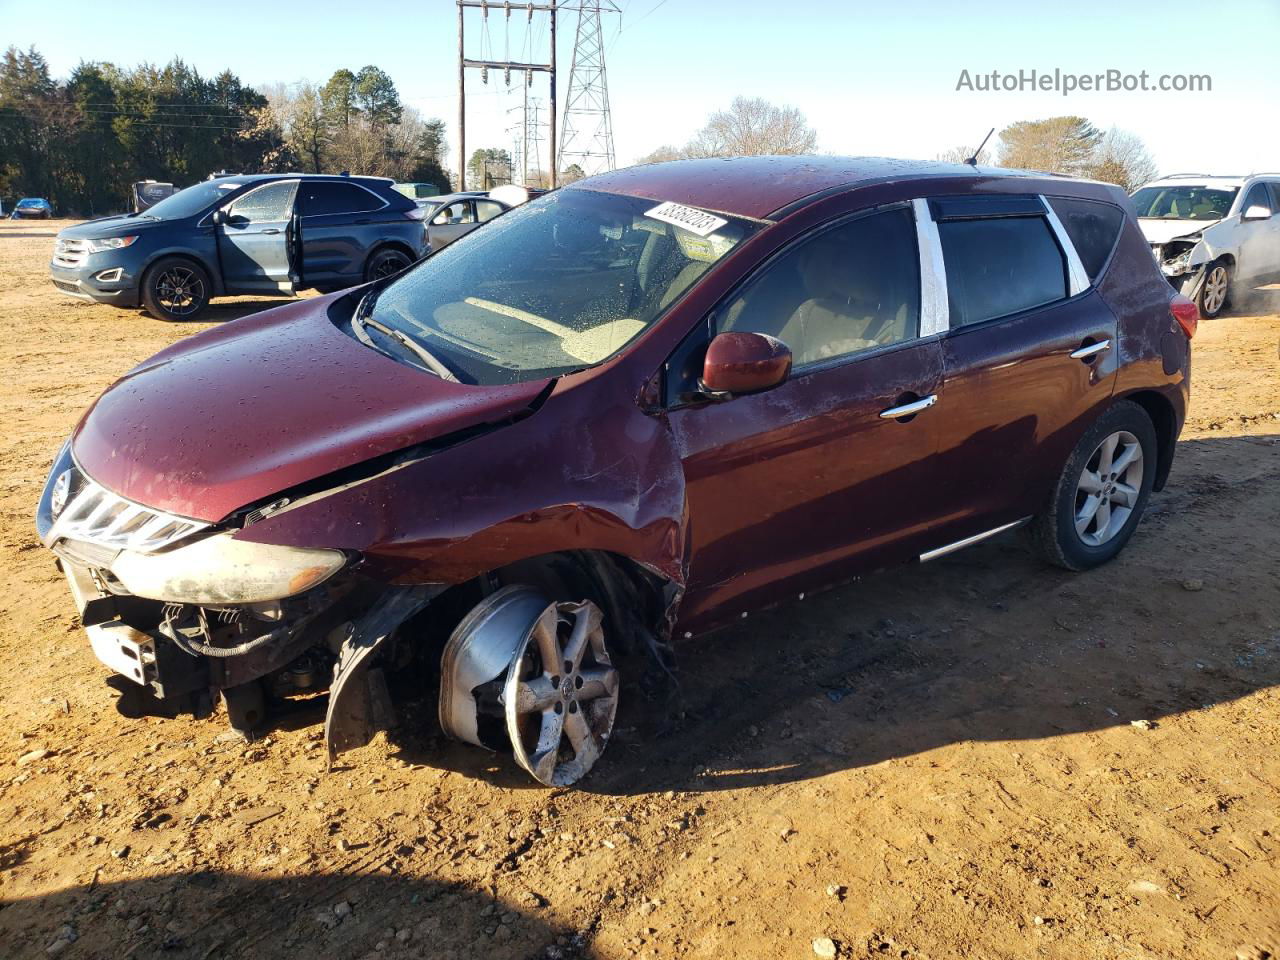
95;267;123;283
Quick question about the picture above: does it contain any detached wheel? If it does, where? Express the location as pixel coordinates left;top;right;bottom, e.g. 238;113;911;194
364;247;412;283
1029;400;1157;571
142;257;210;321
1196;260;1231;318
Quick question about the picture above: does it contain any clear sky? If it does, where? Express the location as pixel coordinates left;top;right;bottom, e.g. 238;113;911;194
3;0;1277;179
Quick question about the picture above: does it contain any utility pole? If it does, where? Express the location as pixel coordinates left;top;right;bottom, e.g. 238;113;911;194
558;2;619;178
457;1;559;190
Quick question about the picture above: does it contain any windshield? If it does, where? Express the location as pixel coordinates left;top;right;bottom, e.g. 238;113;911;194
142;179;242;220
1130;185;1237;221
366;188;757;384
18;198;43;207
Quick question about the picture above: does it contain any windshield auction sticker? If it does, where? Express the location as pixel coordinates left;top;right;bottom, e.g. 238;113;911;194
644;201;728;237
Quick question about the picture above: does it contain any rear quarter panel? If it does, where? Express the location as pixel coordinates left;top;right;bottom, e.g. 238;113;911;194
1099;200;1189;486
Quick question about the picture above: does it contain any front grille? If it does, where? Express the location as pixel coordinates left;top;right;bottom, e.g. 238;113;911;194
53;238;87;267
49;466;211;554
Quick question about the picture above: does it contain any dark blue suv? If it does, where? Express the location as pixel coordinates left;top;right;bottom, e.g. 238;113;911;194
50;174;428;320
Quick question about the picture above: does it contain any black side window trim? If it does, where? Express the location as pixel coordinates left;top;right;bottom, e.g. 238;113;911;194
1044;194;1127;283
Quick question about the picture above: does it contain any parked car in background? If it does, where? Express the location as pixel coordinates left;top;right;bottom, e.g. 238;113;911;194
426;191;510;249
393;181;442;202
49;174;427;320
1131;173;1280;317
36;157;1192;787
11;197;53;219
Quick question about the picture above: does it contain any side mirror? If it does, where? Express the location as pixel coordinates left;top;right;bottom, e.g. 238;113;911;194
1242;204;1272;221
700;331;792;400
211;209;227;226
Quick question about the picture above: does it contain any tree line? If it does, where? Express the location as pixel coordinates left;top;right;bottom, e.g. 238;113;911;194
0;46;450;215
640;98;1159;192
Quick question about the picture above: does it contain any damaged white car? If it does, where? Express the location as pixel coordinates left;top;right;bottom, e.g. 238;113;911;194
1131;174;1280;317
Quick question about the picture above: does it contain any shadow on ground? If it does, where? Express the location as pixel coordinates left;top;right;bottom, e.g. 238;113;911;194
0;870;587;960
403;432;1280;794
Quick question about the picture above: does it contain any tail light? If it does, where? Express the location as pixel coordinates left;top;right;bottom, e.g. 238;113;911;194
1170;293;1198;339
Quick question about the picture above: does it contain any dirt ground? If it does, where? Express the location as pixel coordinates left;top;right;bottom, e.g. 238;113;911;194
0;219;1278;960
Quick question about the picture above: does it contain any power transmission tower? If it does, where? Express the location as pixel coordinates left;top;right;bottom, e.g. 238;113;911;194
457;0;557;190
557;2;619;179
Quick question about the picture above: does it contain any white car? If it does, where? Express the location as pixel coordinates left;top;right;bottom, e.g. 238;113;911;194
1131;174;1280;317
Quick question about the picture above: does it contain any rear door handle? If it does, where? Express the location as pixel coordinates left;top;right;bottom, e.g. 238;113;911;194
879;395;938;419
1070;339;1111;361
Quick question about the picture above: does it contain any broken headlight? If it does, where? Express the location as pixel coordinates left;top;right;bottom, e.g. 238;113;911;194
111;531;346;605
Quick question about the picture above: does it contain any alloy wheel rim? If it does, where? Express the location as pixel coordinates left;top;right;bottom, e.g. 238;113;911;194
503;599;618;786
373;255;408;279
1203;266;1228;315
1074;429;1144;547
156;267;204;316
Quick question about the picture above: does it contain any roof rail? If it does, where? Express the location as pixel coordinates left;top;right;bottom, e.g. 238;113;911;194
1160;172;1214;179
1247;171;1280;178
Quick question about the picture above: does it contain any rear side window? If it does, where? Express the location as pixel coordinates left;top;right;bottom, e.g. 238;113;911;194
1047;197;1124;280
299;181;384;217
938;216;1067;327
475;200;505;223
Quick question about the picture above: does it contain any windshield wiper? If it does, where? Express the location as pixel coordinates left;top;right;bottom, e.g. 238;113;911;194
352;297;459;383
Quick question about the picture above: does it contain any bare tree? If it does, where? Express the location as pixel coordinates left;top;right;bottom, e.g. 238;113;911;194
996;116;1101;176
936;144;992;165
1086;127;1158;191
687;96;817;157
636;144;684;165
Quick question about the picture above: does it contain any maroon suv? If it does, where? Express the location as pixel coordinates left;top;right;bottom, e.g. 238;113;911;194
37;157;1195;786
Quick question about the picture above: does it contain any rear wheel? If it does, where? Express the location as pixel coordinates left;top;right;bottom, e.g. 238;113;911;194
363;247;413;283
1028;400;1157;571
141;257;211;321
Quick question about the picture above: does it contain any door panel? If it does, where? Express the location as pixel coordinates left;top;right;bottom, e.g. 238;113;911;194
929;291;1119;544
297;181;388;285
668;202;945;630
671;341;944;628
428;200;477;249
1235;183;1280;283
215;180;298;293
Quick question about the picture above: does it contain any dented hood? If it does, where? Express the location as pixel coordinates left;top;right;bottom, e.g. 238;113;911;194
1136;217;1217;245
71;294;551;523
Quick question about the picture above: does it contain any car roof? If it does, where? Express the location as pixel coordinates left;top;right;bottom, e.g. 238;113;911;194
432;192;499;204
1141;175;1247;190
219;173;394;188
569;155;1082;220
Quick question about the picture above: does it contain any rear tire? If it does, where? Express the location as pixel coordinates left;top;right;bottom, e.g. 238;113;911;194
1028;400;1157;571
363;247;413;283
141;256;211;321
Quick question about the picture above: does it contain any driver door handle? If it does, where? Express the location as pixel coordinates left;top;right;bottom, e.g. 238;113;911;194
880;395;938;419
260;228;281;235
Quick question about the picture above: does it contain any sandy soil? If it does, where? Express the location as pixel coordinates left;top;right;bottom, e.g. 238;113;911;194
0;220;1278;960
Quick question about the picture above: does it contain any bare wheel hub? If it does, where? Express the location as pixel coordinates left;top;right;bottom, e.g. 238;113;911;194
503;599;618;786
